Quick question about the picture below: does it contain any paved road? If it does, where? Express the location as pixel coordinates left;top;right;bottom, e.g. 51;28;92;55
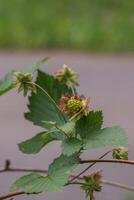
0;51;134;200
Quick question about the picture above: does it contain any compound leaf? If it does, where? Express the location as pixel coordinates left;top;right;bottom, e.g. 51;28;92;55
25;70;73;129
76;111;103;139
62;138;82;156
84;126;129;149
11;154;80;193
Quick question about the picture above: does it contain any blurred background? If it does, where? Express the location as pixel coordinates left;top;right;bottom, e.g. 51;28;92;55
0;0;134;51
0;1;134;200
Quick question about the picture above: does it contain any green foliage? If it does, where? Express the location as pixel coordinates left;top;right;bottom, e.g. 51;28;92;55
25;70;72;129
76;111;103;139
0;71;15;95
76;112;129;149
48;129;66;140
85;126;129;150
0;0;134;51
62;138;82;156
11;154;80;193
47;153;79;187
49;121;76;140
18;132;54;154
11;173;50;194
57;121;76;136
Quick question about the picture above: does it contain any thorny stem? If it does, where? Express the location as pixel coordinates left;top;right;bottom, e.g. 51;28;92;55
68;150;113;183
1;159;134;199
80;159;134;165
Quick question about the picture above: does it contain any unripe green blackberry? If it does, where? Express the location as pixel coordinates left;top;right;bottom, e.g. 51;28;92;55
59;95;89;120
112;147;128;160
67;99;82;113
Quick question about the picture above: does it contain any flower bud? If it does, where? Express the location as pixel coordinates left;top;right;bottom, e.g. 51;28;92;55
81;171;102;200
112;147;128;160
14;72;36;96
54;65;79;87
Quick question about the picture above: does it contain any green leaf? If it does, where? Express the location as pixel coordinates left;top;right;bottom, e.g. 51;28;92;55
42;120;57;129
76;112;128;149
0;71;15;95
76;111;103;139
62;138;82;156
20;57;48;74
85;126;129;149
49;121;76;140
49;129;66;140
25;70;73;129
0;58;47;96
11;173;48;193
18;132;54;154
11;154;80;193
59;121;76;136
47;154;79;186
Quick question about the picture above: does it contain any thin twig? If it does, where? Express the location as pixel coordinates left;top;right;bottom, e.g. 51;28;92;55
80;159;134;165
0;192;25;200
0;158;134;200
0;168;48;174
102;179;134;192
69;182;83;185
0;160;47;174
68;150;112;183
1;179;134;200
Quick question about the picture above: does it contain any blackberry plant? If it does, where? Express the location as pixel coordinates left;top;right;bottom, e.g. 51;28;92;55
0;58;133;200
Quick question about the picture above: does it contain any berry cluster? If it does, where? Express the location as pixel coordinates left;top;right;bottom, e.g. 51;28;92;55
60;95;89;119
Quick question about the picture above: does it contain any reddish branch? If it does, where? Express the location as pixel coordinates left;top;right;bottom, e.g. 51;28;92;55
0;192;24;200
80;159;134;165
0;159;134;200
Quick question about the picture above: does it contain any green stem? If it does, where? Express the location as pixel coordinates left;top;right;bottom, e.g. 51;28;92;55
70;86;75;96
30;82;60;111
28;82;66;122
54;124;69;138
